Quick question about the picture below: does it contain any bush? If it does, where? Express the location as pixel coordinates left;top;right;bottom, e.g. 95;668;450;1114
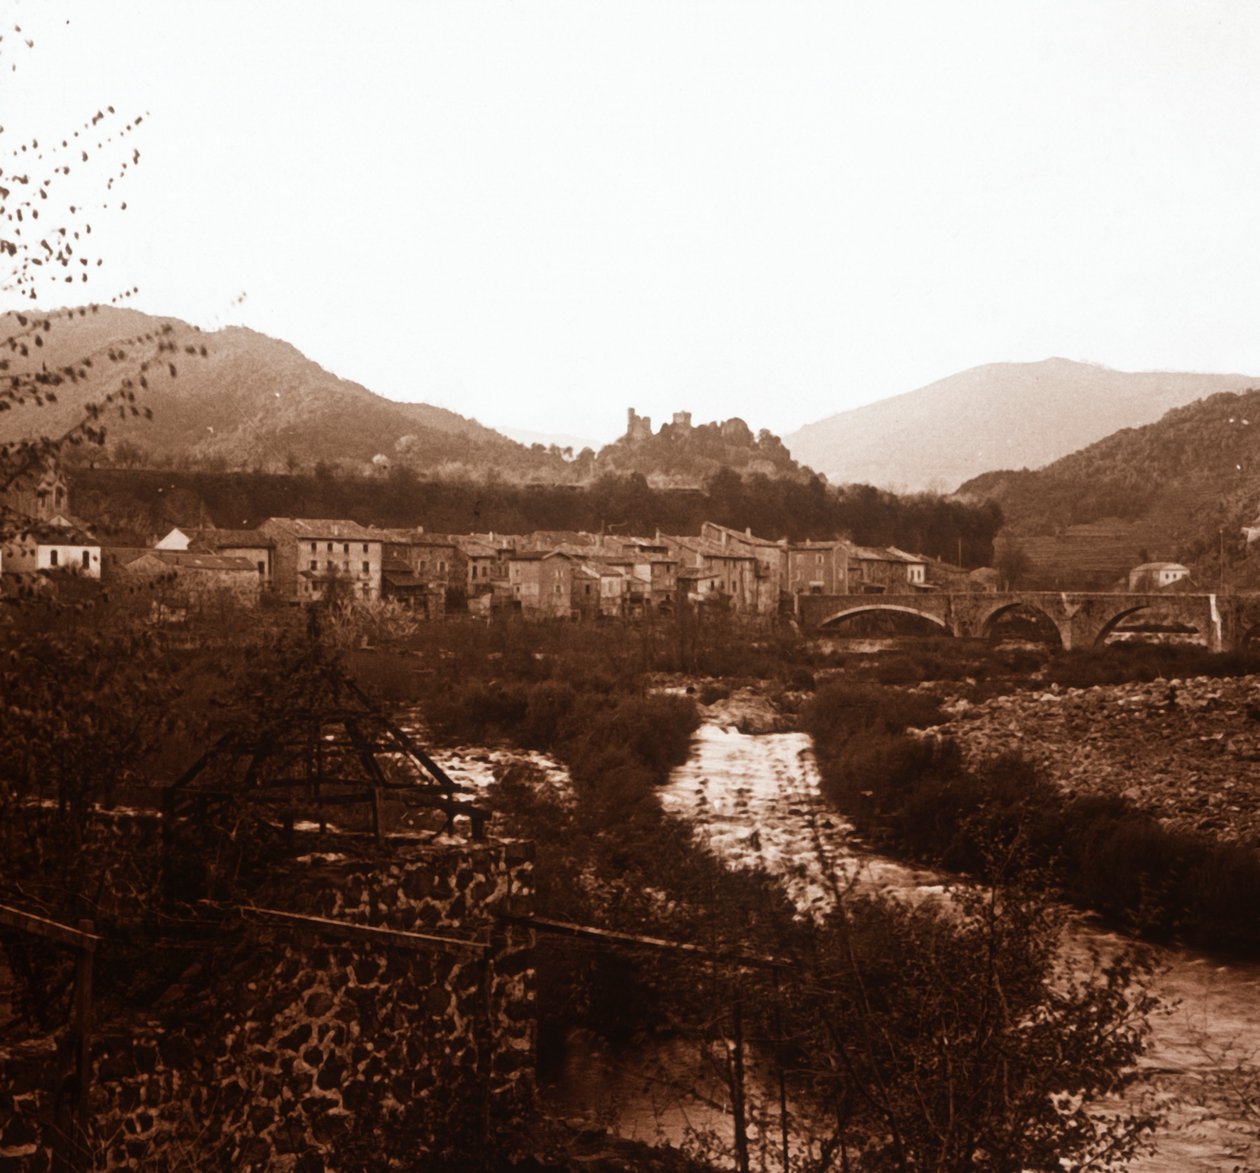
697;681;731;705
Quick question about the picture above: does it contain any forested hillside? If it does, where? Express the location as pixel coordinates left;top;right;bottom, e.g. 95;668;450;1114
959;390;1260;585
0;306;562;477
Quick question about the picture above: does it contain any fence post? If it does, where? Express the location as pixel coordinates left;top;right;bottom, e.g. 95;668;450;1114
73;920;95;1169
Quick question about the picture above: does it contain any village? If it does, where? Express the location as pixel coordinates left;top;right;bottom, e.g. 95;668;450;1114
0;456;1016;622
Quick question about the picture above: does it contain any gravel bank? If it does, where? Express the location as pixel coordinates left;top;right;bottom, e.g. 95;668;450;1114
943;675;1260;843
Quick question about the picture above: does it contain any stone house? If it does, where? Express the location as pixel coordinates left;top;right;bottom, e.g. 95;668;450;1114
0;455;70;523
667;535;760;612
157;527;275;587
380;559;445;616
595;562;651;618
376;530;465;597
699;522;782;612
117;550;263;609
1;519;101;580
453;536;503;602
507;550;579;619
785;540;849;596
613;538;679;610
258;518;385;603
846;544;928;592
572;562;602;620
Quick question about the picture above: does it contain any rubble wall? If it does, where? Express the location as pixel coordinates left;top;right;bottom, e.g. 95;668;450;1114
1;838;536;1170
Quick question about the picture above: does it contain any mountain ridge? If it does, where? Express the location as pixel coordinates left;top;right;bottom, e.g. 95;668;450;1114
785;358;1260;492
0;305;554;475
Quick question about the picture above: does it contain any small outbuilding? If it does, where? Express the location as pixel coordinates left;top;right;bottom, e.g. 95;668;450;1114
1127;562;1191;591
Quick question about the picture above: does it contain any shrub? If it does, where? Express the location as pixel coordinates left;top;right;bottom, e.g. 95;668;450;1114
697;681;731;705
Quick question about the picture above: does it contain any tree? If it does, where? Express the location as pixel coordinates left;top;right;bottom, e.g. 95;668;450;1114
994;533;1033;589
776;876;1159;1171
0;18;206;500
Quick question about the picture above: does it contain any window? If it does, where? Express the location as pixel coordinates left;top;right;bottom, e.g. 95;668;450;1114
554;583;562;594
310;561;317;571
362;544;369;553
49;549;58;567
257;561;265;575
81;549;90;568
310;542;317;553
362;562;369;575
327;542;333;552
438;560;447;573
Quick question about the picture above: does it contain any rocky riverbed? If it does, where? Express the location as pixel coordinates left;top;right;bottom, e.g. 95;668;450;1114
942;674;1260;843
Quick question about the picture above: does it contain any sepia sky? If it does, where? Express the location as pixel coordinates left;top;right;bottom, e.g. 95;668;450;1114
8;1;1260;443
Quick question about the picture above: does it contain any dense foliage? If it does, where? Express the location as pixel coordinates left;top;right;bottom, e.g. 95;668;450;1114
68;462;1004;564
960;388;1260;539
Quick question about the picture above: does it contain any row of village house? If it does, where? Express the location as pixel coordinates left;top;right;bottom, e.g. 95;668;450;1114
0;458;998;617
1;514;982;619
0;463;1204;617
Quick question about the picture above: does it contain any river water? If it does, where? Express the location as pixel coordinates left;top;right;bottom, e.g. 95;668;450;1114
658;723;1260;1172
423;715;1260;1170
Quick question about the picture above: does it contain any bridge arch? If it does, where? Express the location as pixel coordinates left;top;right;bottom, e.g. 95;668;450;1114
817;604;952;636
978;601;1063;648
1095;603;1206;647
1093;604;1155;646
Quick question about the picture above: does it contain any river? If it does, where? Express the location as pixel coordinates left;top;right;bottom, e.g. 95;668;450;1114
658;723;1260;1172
424;715;1260;1170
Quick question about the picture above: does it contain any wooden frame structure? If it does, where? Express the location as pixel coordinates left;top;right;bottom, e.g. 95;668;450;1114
165;650;488;845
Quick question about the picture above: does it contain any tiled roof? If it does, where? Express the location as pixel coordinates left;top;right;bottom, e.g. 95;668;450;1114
190;528;274;549
162;552;258;572
261;518;381;541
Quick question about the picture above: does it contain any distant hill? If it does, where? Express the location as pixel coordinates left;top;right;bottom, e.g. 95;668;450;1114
785;359;1260;492
0;306;556;476
958;389;1260;587
498;426;601;454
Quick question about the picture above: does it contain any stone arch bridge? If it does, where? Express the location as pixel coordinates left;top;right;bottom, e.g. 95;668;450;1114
796;591;1260;652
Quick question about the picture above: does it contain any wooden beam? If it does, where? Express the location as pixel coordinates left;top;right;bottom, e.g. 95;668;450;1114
73;919;94;1153
0;903;101;951
222;903;488;954
496;913;786;970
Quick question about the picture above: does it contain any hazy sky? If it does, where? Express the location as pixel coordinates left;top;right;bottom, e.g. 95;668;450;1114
7;1;1260;443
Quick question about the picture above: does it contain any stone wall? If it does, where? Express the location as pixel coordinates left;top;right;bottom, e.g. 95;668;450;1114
0;835;536;1170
